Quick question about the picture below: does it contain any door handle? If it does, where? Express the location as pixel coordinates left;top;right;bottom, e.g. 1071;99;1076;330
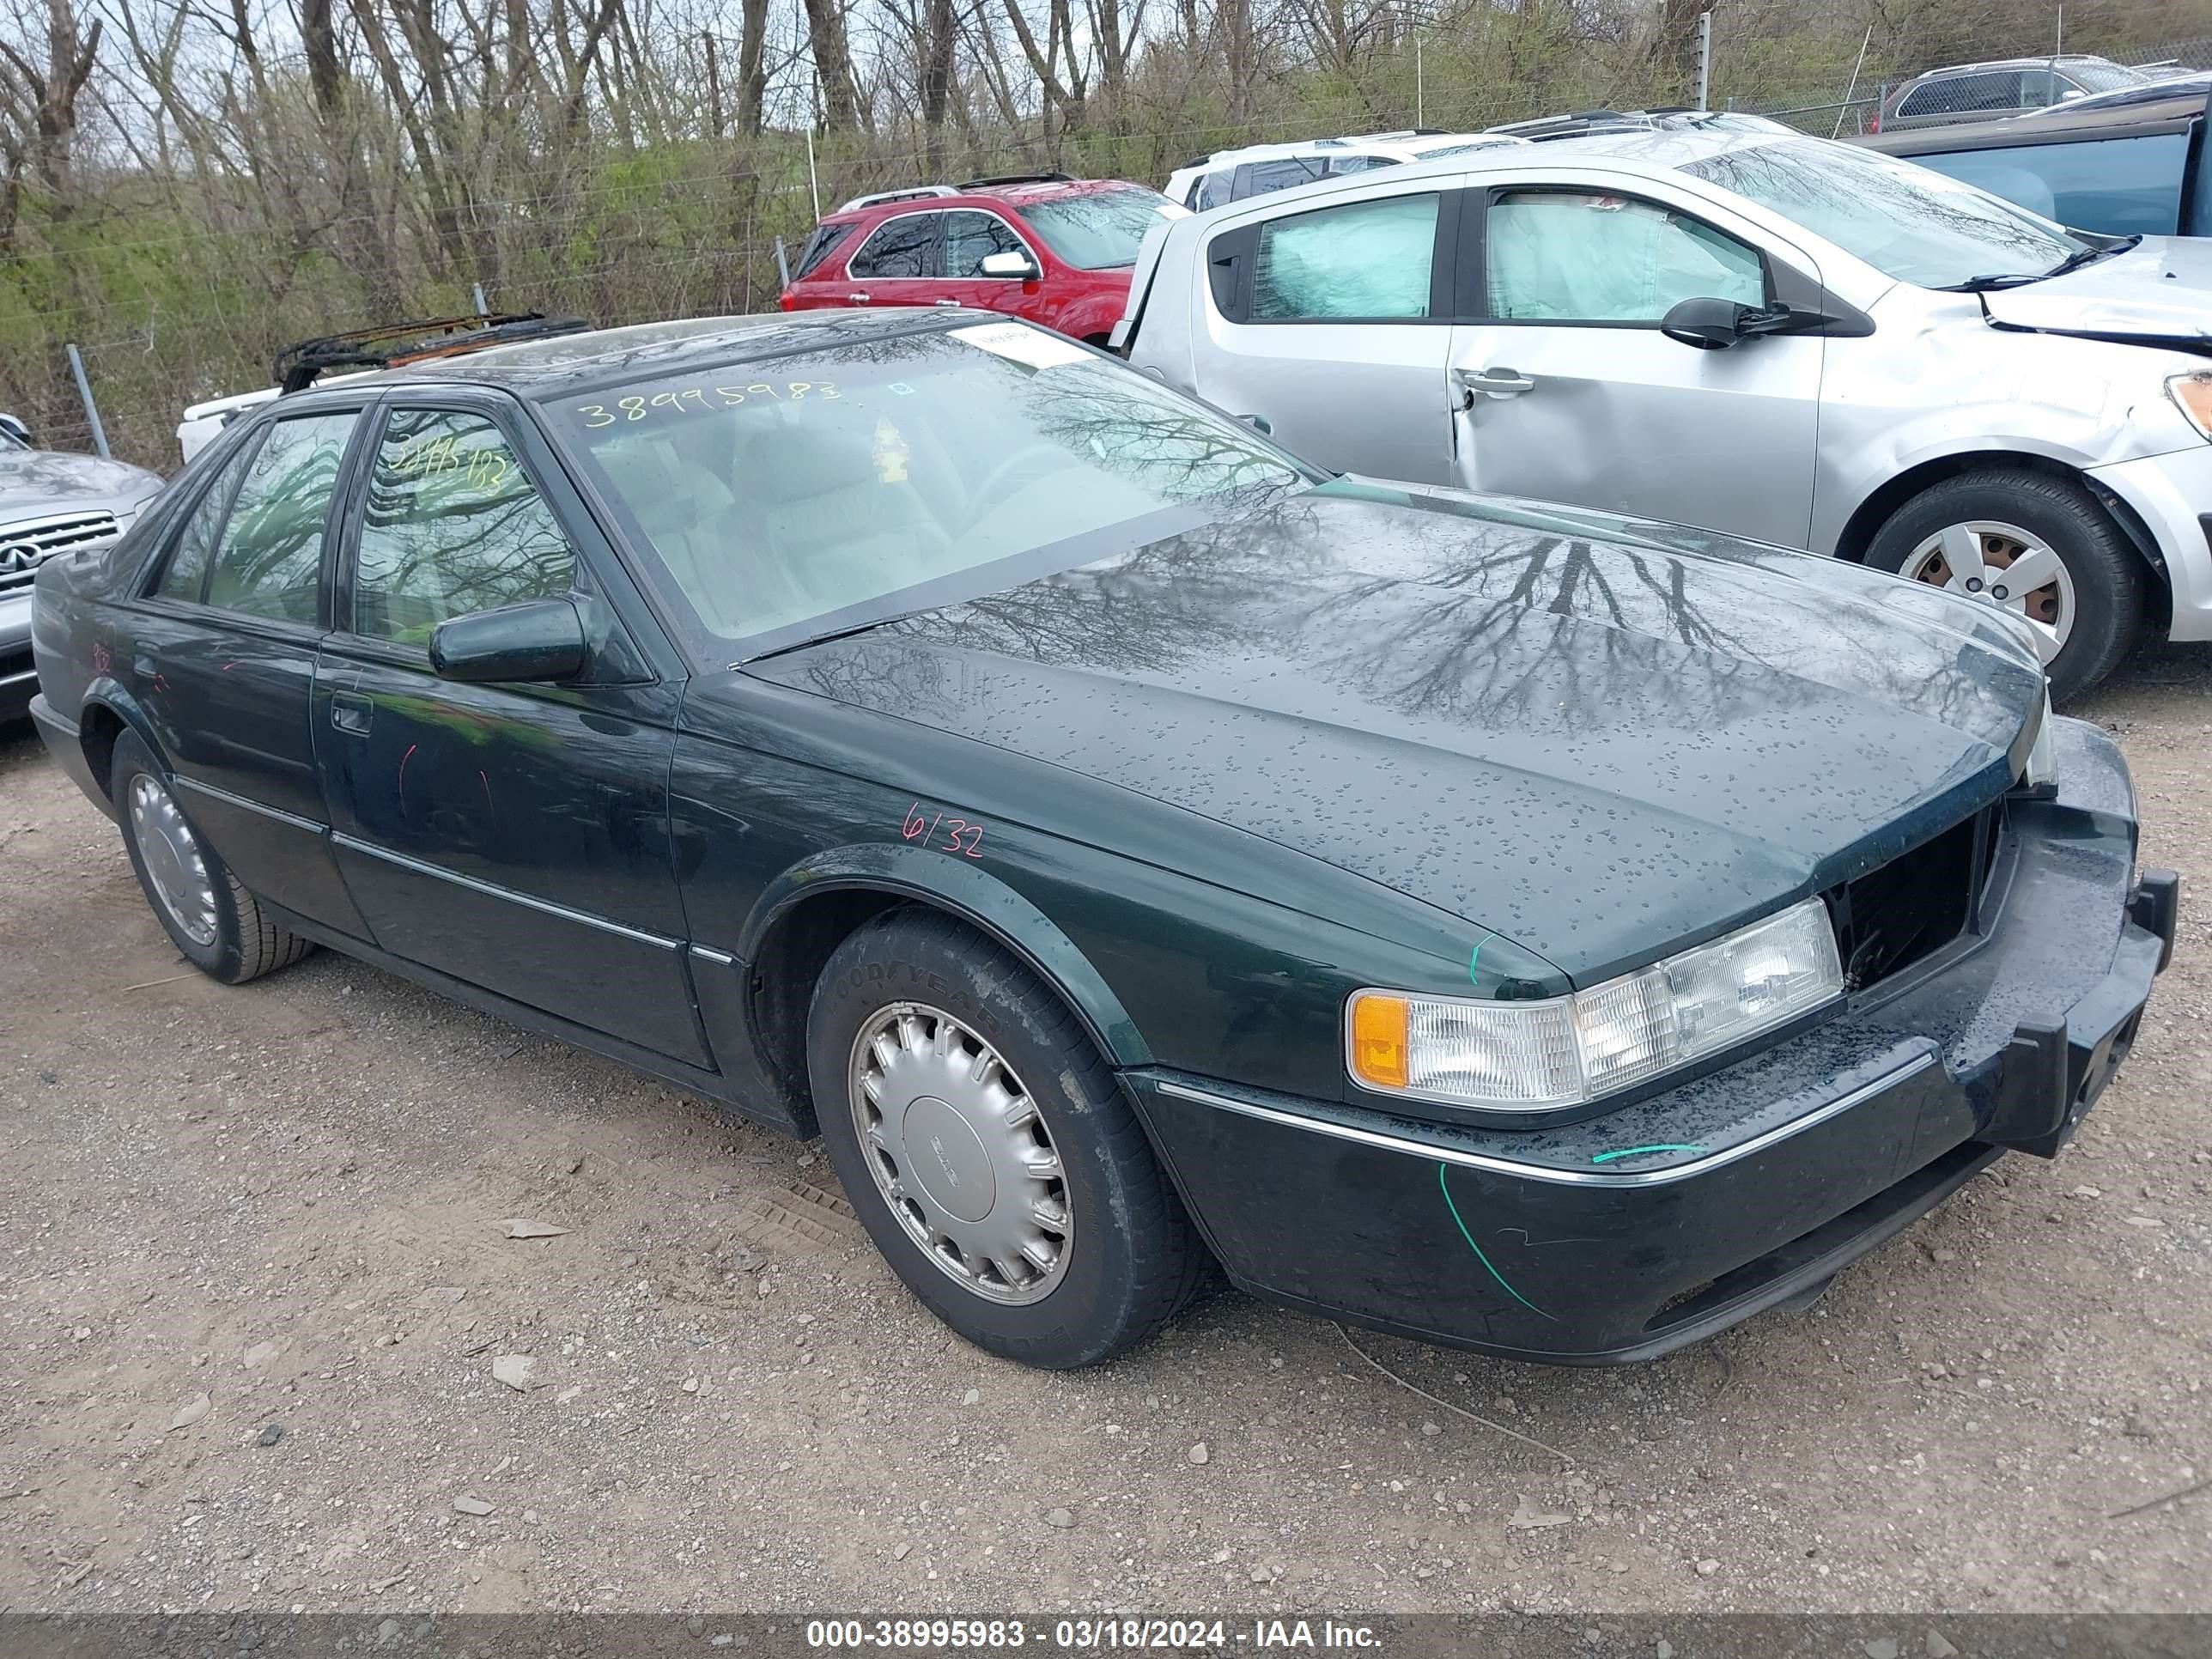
846;291;872;305
330;692;374;737
1456;366;1537;398
933;299;962;308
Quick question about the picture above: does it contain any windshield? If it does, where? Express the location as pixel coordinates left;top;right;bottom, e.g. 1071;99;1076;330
1682;137;2093;289
550;324;1307;658
1012;187;1180;269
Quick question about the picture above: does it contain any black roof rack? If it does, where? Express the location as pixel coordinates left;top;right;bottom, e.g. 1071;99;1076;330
271;313;592;395
957;171;1078;190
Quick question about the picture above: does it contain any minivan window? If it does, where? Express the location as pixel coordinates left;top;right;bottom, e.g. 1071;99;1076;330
1247;157;1329;196
1249;191;1439;319
1684;137;2091;289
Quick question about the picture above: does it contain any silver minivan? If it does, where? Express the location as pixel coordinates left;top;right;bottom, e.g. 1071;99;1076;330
1117;112;2212;699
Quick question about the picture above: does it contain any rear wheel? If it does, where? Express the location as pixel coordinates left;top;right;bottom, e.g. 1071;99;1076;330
807;907;1204;1368
112;729;313;985
1865;467;2146;702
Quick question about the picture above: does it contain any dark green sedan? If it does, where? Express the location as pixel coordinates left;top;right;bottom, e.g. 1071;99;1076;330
28;311;2176;1368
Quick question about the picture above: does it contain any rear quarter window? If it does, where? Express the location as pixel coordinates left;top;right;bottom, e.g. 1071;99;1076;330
794;222;859;279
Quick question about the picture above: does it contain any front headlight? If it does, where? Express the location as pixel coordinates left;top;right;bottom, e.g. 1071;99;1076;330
1346;898;1844;1112
2165;373;2212;441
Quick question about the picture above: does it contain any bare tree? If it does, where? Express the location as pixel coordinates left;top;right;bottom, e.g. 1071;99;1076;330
0;0;101;216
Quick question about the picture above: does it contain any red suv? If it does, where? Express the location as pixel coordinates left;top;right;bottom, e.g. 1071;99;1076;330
779;173;1185;346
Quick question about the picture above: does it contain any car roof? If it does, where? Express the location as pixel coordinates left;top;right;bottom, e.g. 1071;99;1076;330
293;311;981;401
1860;80;2208;153
1902;53;2129;79
823;176;1143;224
1401;112;1797;174
1179;131;1497;168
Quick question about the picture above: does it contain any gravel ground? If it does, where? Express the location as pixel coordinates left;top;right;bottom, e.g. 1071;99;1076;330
2;646;2209;1618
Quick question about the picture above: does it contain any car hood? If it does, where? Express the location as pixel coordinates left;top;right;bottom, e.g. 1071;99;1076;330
1979;234;2212;349
756;482;2045;984
0;448;163;522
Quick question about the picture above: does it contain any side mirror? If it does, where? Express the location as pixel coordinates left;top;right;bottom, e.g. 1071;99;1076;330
1238;412;1273;434
978;249;1041;281
429;598;588;684
1661;296;1765;350
0;412;31;448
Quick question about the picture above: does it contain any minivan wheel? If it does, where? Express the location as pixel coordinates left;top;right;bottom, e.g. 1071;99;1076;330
112;729;314;985
807;907;1205;1369
1866;468;2145;702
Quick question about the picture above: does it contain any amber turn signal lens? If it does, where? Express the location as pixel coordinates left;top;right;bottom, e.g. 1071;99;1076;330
1348;992;1411;1091
2168;374;2212;438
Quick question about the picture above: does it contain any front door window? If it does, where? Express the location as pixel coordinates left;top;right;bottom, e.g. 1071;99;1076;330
1484;191;1765;322
351;410;576;645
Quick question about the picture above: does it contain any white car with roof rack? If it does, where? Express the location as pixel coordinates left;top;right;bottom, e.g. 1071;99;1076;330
1164;129;1522;211
173;313;591;464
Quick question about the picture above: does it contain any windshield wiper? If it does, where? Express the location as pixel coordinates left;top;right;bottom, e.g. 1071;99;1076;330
1944;234;2142;293
736;609;924;668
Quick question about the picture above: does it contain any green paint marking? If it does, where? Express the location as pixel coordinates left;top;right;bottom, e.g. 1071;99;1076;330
1589;1143;1706;1164
1437;1163;1557;1322
1468;930;1496;985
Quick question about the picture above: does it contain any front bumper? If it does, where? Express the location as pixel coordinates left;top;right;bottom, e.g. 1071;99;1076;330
1127;719;2175;1364
2087;444;2212;642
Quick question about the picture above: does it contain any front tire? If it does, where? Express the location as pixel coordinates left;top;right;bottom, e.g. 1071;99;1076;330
807;907;1204;1368
1865;467;2145;702
112;729;314;985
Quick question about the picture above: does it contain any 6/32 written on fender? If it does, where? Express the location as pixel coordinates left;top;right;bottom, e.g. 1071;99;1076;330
805;1620;1383;1650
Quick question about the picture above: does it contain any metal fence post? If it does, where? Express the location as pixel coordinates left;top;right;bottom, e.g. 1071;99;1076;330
1695;10;1712;111
773;236;792;288
64;344;110;459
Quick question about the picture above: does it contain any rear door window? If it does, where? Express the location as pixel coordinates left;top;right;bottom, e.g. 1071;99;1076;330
153;445;255;602
1249;191;1442;319
849;213;942;279
200;411;358;623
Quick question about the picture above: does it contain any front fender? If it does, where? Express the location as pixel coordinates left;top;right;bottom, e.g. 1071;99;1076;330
1814;319;2203;554
740;841;1152;1066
